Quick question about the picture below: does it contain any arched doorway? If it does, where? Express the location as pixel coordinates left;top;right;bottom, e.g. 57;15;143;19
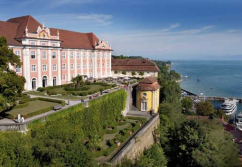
42;76;47;87
53;77;57;86
32;78;36;90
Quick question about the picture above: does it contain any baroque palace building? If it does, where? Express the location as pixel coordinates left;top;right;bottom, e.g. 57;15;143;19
0;15;112;90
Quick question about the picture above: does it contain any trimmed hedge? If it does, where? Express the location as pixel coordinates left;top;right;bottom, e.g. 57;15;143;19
13;102;28;109
105;126;118;134
7;97;66;119
127;116;147;124
103;139;117;156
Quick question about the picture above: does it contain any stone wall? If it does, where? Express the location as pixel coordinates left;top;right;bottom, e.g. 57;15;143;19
109;114;160;165
122;84;138;116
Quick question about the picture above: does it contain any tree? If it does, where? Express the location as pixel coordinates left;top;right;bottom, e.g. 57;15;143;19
114;70;118;74
139;71;144;76
197;101;214;116
0;36;26;112
169;70;181;80
122;71;126;75
131;71;136;76
71;75;84;88
181;97;193;112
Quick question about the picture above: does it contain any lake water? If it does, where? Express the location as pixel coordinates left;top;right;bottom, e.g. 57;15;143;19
171;60;242;114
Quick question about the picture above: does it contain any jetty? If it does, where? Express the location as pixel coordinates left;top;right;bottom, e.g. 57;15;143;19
182;89;242;103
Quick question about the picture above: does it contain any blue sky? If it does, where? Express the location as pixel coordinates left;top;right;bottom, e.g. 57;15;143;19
1;0;242;60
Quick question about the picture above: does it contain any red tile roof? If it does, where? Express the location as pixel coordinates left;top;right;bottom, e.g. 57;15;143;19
136;76;160;91
112;59;160;72
0;15;107;50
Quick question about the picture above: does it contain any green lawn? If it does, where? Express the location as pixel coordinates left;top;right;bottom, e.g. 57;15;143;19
7;100;58;118
26;84;107;101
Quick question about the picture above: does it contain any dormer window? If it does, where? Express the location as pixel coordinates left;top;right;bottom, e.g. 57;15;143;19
102;45;105;48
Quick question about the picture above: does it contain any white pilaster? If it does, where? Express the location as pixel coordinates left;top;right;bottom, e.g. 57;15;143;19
67;50;70;81
37;49;41;88
48;49;52;86
57;50;61;85
93;51;97;78
81;50;83;75
100;52;102;78
74;50;77;77
87;52;89;77
105;52;107;77
109;52;112;76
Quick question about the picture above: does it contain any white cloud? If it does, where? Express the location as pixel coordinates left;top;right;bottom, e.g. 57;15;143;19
77;14;113;26
35;13;113;28
100;24;242;60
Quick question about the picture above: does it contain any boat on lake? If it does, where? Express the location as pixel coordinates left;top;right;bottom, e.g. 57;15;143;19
220;99;238;115
236;113;242;131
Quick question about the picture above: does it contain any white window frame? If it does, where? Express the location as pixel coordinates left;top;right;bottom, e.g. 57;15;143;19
53;64;57;71
62;52;66;59
77;64;80;69
16;65;21;73
42;64;47;72
31;65;36;72
70;52;74;59
41;51;47;59
70;64;74;70
31;51;36;59
62;64;66;70
52;52;56;59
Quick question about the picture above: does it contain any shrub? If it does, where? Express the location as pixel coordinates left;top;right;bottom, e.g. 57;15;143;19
13;102;28;109
112;84;117;87
88;91;93;95
79;92;88;96
47;90;57;96
105;126;118;134
103;139;117;156
37;87;45;92
127;116;147;124
100;88;104;92
80;86;90;91
85;81;91;85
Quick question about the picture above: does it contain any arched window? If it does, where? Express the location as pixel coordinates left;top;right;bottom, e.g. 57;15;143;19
42;76;47;87
32;78;36;90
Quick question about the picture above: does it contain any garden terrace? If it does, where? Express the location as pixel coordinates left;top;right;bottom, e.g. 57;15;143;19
3;97;65;119
27;82;117;101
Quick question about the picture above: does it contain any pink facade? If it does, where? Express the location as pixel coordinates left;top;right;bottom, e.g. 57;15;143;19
1;16;112;90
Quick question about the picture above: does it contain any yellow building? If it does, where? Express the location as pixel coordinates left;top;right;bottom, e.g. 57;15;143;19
136;77;160;113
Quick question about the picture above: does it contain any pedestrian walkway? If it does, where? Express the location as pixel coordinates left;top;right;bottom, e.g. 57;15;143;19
126;106;152;120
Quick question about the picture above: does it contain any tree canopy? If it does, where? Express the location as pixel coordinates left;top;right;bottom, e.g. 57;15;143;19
0;36;26;112
197;101;215;116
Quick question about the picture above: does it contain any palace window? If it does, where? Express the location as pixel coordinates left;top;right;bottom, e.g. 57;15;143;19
53;64;57;71
70;64;74;70
15;51;20;56
71;74;74;79
62;75;66;80
42;51;46;59
42;65;47;71
62;64;66;70
70;52;74;59
107;63;110;68
16;66;21;73
52;43;56;47
31;65;36;72
52;52;56;59
83;53;86;59
41;42;46;46
89;64;92;68
31;51;36;59
62;52;66;59
83;64;86;69
30;41;35;45
97;63;100;68
77;64;80;69
77;53;80;59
